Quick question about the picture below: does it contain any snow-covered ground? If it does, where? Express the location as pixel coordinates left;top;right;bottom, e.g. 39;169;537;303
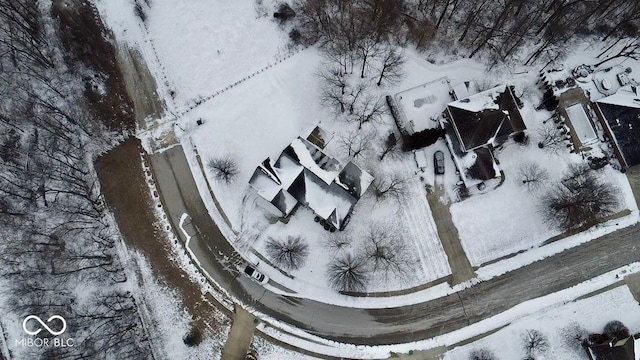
181;46;459;293
93;1;640;357
133;252;229;360
443;284;640;360
449;115;637;266
447;62;639;266
103;0;288;111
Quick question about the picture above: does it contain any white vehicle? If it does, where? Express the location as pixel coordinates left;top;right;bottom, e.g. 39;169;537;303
243;264;269;284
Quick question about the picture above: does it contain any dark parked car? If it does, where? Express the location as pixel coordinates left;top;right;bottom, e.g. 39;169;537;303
434;150;445;175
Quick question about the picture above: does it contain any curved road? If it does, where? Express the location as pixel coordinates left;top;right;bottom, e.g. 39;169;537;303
148;144;640;346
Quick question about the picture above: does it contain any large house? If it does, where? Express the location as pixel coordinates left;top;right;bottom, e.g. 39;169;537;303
594;85;640;170
249;135;373;231
585;335;636;360
440;85;526;189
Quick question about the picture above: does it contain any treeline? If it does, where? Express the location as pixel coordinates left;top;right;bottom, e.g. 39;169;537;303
292;0;640;66
0;0;151;359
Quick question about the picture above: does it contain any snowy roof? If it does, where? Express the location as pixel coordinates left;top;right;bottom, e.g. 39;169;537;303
394;77;453;133
442;120;501;188
452;82;470;100
446;85;526;151
248;167;282;201
288;169;354;221
565;103;597;145
249;164;300;216
249;136;373;229
287;137;341;184
336;161;374;199
586;335;635;360
273;152;304;188
596;87;640;168
305;126;333;149
597;85;640;109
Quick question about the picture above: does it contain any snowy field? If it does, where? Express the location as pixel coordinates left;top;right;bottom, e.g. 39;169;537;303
143;0;289;109
443;285;640;360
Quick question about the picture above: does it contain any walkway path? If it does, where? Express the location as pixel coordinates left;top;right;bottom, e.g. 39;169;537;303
624;273;640;303
427;185;475;285
222;306;258;360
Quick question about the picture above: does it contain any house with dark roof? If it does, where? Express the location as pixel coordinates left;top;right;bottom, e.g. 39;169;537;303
594;85;640;170
249;136;373;231
585;335;636;360
440;85;526;189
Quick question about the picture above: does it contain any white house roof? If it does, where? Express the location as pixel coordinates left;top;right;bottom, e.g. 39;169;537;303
598;85;640;109
565;103;597;145
448;85;506;113
249;135;374;229
289;137;341;184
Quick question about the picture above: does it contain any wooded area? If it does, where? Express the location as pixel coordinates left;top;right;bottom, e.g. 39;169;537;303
0;0;151;358
293;0;640;67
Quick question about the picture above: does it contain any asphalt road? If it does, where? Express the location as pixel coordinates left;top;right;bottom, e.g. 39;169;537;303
150;144;640;346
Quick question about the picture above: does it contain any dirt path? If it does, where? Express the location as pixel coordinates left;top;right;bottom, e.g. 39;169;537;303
96;138;226;335
115;45;166;127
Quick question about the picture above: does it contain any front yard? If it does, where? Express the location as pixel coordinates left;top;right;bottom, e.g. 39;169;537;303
184;48;466;293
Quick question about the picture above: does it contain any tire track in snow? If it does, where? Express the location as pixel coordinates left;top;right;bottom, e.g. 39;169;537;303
399;161;452;282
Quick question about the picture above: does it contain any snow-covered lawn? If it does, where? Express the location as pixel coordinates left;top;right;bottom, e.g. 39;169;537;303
142;0;288;109
184;47;456;293
449;102;637;267
186;48;323;228
443;284;640;360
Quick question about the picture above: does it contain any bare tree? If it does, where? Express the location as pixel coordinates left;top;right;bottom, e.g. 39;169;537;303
604;320;630;339
327;252;369;292
379;132;399;160
518;162;549;192
371;171;410;203
265;236;310;270
537;120;568;152
77;291;152;359
469;348;498;360
321;80;348;113
355;35;380;78
318;63;349;110
559;322;589;352
345;81;367;115
522;329;550;358
351;94;387;129
318;62;348;92
323;233;352;252
337;130;374;160
0;1;155;358
375;46;405;86
364;223;412;280
595;36;640;67
541;165;620;231
208;156;239;184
